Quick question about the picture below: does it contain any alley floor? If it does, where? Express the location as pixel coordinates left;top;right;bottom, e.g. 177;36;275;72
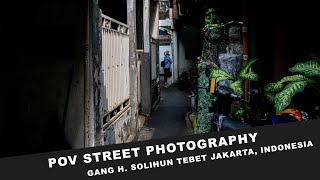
135;78;193;141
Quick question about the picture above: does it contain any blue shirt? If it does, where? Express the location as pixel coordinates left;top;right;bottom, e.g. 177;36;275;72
164;55;172;69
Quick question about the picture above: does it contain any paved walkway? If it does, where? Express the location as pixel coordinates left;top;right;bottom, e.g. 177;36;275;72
136;79;192;141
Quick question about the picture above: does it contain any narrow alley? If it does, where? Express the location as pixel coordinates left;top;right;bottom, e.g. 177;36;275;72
136;80;192;141
4;0;320;159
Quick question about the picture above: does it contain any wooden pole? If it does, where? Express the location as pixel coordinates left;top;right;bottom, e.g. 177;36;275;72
242;0;250;101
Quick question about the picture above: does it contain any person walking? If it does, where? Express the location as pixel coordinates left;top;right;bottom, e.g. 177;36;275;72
163;51;172;88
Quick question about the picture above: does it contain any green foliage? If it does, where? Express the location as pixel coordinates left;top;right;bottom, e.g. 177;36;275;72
274;81;308;114
239;71;259;81
264;60;320;114
209;94;217;102
264;82;282;94
264;93;275;102
233;101;251;120
278;74;306;83
264;75;306;94
230;80;243;97
237;59;259;81
238;59;258;78
205;8;218;27
234;108;245;120
211;59;258;97
289;60;320;77
178;62;198;90
210;68;234;82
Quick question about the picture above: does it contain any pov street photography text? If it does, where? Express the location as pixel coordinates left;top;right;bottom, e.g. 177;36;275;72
45;132;315;177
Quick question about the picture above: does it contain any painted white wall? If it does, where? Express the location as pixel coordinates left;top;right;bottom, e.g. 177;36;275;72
159;18;171;27
151;3;159;81
151;3;159;39
143;0;150;53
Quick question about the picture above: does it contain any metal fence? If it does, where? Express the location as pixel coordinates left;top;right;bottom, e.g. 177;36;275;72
101;14;130;124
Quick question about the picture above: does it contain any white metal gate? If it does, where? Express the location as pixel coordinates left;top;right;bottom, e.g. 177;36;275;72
101;14;130;125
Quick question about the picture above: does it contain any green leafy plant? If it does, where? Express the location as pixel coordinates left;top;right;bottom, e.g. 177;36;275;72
205;8;218;27
178;70;190;89
178;62;198;90
264;60;320;114
211;59;259;97
233;102;251;121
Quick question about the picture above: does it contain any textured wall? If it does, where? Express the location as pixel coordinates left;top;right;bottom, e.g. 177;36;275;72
196;24;243;134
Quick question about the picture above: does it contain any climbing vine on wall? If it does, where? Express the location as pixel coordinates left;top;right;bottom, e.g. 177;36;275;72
195;8;244;134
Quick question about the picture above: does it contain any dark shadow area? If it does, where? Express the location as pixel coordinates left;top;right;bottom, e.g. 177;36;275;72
0;0;86;158
99;0;127;24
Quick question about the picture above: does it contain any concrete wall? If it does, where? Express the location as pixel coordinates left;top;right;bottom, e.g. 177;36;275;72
104;108;132;145
150;1;161;108
150;2;160;40
178;36;192;75
151;41;158;81
104;108;146;145
65;63;85;149
172;30;178;83
0;0;87;157
27;0;87;151
139;0;161;114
